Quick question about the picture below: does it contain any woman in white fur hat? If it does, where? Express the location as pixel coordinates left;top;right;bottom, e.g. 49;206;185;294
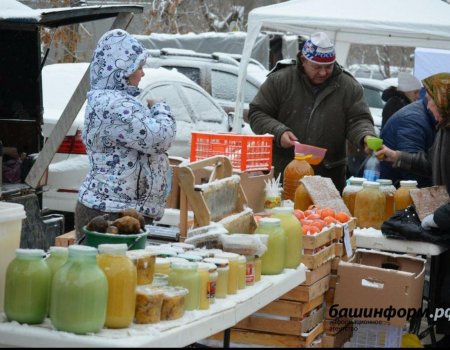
381;72;422;129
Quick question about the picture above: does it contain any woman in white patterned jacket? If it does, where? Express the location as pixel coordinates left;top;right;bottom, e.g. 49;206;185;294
74;29;176;240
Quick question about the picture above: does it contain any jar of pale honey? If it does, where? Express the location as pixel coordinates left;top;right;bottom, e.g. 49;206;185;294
377;179;396;220
342;177;365;216
394;180;418;211
354;181;386;229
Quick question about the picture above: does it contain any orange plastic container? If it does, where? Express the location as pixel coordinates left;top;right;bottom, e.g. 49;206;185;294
190;132;273;172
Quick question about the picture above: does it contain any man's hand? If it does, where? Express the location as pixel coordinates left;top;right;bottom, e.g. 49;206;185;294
375;145;398;164
280;131;298;149
421;214;439;230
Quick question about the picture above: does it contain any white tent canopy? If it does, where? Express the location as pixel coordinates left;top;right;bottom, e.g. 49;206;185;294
233;0;450;131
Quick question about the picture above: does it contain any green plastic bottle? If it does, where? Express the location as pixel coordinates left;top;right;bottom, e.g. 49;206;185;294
50;245;108;334
4;249;50;324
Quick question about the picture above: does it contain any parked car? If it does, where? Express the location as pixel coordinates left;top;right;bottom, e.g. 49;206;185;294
143;48;269;121
356;77;390;135
41;63;253;215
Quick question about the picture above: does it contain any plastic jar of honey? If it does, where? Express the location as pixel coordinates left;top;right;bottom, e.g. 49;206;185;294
168;261;200;311
342;177;365;216
354;181;386;229
215;252;239;295
377;179;396;220
271;206;302;269
394;180;418;211
155;257;171;275
97;244;137;329
206;263;218;304
255;218;286;275
237;256;247;290
283;154;314;202
204;257;229;299
126;249;156;285
196;262;211;310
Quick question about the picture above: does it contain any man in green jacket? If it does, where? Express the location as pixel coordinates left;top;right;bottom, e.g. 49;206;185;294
248;32;376;193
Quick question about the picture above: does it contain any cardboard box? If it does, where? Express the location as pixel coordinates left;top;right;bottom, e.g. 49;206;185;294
334;249;425;326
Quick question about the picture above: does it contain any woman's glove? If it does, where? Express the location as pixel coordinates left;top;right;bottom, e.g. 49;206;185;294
421;214;439;230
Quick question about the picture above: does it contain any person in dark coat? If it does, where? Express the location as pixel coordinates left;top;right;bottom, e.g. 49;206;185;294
376;72;450;347
379;96;437;188
381;72;421;129
248;32;376;193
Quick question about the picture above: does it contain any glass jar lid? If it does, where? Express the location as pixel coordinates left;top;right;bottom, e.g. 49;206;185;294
68;245;97;256
271;206;294;214
377;179;393;186
214;252;239;261
170;261;198;271
48;246;68;255
362;181;380;189
349;177;367;185
204;257;229;268
98;243;127;255
16;248;45;258
258;217;281;226
400;180;418;187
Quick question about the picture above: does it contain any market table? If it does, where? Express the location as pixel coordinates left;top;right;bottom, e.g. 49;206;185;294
0;264;306;348
354;227;448;347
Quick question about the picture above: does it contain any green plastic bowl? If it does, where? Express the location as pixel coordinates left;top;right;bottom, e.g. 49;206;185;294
82;226;147;250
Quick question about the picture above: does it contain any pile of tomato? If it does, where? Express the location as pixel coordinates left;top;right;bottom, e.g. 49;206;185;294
292;206;350;235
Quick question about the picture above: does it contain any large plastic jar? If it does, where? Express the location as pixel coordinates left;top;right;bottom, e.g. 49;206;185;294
50;245;108;334
283;154;314;201
168;261;200;311
271;207;302;269
394;180;418;211
196;262;211;310
4;249;50;324
342;177;365;216
294;182;313;211
377;179;396;220
214;252;240;295
204;258;229;299
255;218;286;275
354;181;386;229
97;244;137;329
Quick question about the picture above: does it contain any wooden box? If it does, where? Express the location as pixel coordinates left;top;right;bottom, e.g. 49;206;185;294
281;275;330;302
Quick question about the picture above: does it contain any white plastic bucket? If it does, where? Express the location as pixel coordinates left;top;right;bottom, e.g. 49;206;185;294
0;202;26;313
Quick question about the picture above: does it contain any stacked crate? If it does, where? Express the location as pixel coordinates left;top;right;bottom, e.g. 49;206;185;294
322;218;357;347
209;224;338;347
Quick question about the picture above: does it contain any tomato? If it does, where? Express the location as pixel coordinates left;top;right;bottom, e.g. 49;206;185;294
335;212;351;223
320;208;336;219
293;209;305;221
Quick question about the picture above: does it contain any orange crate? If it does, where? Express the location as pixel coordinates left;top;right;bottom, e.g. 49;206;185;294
190;132;273;172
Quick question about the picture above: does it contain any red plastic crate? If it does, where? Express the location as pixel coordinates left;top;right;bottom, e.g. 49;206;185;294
190;132;273;172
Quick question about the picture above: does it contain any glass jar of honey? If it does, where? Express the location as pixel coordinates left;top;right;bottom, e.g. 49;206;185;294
283;154;314;202
377;179;396;220
342;177;365;216
394;180;418;212
354;181;386;229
